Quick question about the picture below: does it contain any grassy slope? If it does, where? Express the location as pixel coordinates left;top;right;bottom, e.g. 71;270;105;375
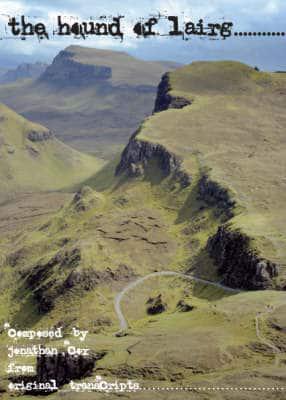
0;46;180;158
138;61;286;272
0;156;285;398
0;62;285;398
0;103;102;202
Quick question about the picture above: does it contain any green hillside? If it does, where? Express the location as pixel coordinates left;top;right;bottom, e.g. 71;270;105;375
134;61;286;278
0;162;285;399
0;103;102;203
0;61;285;399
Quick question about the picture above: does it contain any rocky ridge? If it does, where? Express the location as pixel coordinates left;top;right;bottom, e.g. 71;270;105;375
115;131;191;188
116;71;281;290
207;226;279;290
39;50;112;86
153;73;192;113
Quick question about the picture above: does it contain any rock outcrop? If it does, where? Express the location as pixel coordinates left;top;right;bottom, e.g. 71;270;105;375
153;73;192;113
176;300;194;312
26;247;82;312
116;132;191;188
0;62;47;84
10;352;106;394
198;175;235;220
26;250;135;313
146;294;167;315
36;351;105;388
207;226;279;290
27;129;54;142
71;186;97;212
64;264;136;291
39;50;112;86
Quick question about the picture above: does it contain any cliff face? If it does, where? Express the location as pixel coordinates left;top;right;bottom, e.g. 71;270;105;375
36;352;105;389
39;51;112;86
116;132;191;188
115;73;193;186
153;73;192;113
116;68;282;291
27;129;54;142
207;226;279;290
0;62;47;84
198;175;235;220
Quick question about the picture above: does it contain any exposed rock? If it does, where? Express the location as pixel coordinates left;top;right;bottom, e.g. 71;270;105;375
116;71;193;187
39;50;112;87
65;264;136;291
27;129;54;142
93;317;112;327
207;226;279;290
27;255;135;313
7;145;15;154
0;62;48;84
248;342;275;354
146;294;167;315
36;351;106;388
10;351;106;394
26;145;40;157
198;175;235;219
176;300;194;312
116;132;180;176
173;169;192;188
115;330;129;338
153;73;192;113
71;186;95;212
26;248;81;312
116;132;191;188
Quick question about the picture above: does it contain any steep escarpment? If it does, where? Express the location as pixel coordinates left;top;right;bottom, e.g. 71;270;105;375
116;132;191;188
198;175;235;220
40;50;112;87
0;46;180;157
0;62;48;84
207;226;279;290
116;61;285;291
153;73;192;113
25;249;136;313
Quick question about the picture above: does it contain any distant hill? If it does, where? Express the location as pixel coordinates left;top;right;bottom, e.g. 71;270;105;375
0;46;180;159
0;62;48;84
0;68;8;79
0;103;102;203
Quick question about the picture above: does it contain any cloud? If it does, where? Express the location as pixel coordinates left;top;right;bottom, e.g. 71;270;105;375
0;0;285;70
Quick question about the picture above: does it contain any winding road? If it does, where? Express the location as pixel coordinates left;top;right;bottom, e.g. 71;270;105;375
114;271;240;331
114;271;282;365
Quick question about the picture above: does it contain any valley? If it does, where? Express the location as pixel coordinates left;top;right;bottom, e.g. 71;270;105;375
0;46;180;159
0;54;285;399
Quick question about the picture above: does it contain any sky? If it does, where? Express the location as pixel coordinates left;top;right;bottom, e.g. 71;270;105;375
0;0;286;70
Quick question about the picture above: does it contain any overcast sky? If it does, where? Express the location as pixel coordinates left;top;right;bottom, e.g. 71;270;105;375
0;0;285;70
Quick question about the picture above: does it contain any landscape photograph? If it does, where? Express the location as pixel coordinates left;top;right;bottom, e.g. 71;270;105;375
0;1;285;399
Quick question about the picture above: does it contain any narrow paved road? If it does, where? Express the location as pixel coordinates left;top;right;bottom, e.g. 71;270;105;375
114;271;240;331
114;271;282;366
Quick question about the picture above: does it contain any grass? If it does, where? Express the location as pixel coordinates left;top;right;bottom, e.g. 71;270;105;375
0;103;103;202
0;155;285;398
136;61;286;271
0;60;285;399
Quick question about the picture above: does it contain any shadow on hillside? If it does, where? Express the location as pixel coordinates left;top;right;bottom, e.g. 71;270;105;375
175;182;204;224
11;283;42;328
189;249;239;301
